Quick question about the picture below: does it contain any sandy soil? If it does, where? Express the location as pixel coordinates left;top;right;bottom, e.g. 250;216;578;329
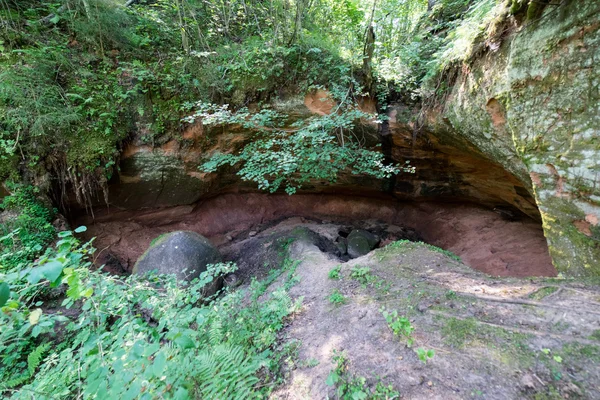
226;220;600;399
75;193;556;278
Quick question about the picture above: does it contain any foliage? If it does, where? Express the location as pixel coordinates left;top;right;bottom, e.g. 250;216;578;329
0;228;302;398
0;185;55;269
325;350;400;399
381;308;414;347
381;307;435;364
329;265;342;280
329;289;347;306
415;347;435;364
189;102;413;194
350;266;374;285
0;0;512;196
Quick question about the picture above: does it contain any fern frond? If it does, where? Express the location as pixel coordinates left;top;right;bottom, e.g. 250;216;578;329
3;373;30;389
27;343;50;376
194;345;259;400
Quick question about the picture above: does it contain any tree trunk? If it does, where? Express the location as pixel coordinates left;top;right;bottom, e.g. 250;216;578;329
362;25;375;96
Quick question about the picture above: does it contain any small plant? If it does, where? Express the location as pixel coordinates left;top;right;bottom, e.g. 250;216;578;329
326;350;400;399
415;347;435;364
329;265;342;280
350;266;373;285
329;289;347;305
381;308;414;346
373;381;400;399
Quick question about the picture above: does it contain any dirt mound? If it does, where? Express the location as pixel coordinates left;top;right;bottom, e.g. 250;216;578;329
246;224;599;399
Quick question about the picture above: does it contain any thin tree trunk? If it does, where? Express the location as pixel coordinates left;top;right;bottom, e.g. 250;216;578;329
288;0;306;45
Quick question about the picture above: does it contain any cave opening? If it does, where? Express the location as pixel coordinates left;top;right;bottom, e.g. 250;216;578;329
72;191;556;279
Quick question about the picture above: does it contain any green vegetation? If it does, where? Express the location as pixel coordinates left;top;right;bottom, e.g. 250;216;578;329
0;0;568;397
528;286;559;300
381;307;436;364
192;103;412;194
381;308;415;347
329;265;342;280
350;266;374;285
383;240;461;262
0;186;56;269
326;351;400;399
329;289;347;305
442;317;478;348
0;229;302;398
415;347;435;364
0;0;515;200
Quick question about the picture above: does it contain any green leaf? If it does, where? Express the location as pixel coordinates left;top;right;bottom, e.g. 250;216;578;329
325;371;339;386
0;282;9;307
152;352;167;377
74;226;87;233
174;335;195;349
36;260;64;283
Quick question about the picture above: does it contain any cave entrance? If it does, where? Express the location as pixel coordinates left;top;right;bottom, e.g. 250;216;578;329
74;192;556;278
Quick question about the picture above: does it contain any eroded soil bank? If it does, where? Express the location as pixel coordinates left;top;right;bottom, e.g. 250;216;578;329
255;222;600;399
75;193;556;278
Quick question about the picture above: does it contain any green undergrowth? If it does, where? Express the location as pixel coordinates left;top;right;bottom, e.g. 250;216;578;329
0;228;302;398
0;0;376;201
0;186;56;270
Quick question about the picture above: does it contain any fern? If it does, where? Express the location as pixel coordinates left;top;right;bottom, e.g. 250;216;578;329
208;317;224;346
194;345;259;400
27;343;50;376
3;372;30;389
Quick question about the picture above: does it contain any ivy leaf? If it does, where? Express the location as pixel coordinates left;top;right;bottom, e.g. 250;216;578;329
0;282;9;307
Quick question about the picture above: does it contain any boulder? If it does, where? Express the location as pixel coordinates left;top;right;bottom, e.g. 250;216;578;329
347;229;380;259
133;231;222;294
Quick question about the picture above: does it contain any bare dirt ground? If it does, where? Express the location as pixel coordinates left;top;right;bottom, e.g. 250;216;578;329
223;219;600;400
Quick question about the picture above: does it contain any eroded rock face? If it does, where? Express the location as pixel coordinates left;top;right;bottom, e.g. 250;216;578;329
432;2;600;276
98;4;599;277
133;231;222;293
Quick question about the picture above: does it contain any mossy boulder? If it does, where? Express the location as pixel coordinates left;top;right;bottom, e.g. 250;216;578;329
347;229;380;258
133;231;222;293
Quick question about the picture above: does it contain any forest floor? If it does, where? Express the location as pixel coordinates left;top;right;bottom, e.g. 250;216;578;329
222;218;600;399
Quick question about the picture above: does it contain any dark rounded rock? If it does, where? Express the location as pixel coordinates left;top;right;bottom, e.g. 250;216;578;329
133;231;222;293
347;229;380;258
335;238;348;256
